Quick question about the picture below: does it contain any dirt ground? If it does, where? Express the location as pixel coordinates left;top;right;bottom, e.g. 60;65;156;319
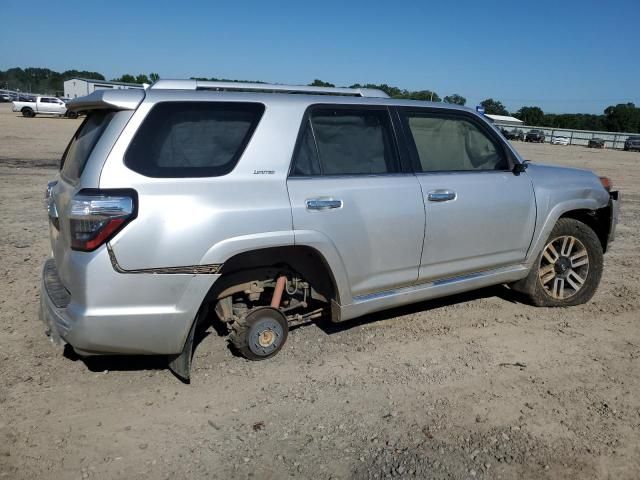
0;102;638;480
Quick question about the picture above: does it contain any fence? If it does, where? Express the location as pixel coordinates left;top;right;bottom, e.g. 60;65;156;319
494;123;638;150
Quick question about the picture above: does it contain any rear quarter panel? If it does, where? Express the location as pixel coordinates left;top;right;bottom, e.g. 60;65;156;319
98;93;304;270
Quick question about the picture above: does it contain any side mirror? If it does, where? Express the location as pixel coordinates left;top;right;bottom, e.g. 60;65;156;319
512;161;529;175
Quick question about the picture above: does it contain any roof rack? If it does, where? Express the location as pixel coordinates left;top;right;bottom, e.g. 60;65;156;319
150;79;389;98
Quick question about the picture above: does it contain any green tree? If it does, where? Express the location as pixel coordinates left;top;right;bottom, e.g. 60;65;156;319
405;90;441;102
480;98;509;116
135;74;150;84
604;103;640;132
444;94;466;105
309;79;335;87
515;106;544;125
0;67;105;94
149;72;160;82
112;74;137;83
349;83;440;102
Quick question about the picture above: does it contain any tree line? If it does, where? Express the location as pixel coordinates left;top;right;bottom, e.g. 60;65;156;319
478;99;640;133
0;67;105;95
2;67;638;133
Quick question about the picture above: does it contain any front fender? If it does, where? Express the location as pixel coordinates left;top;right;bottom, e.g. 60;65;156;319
525;163;610;265
526;198;604;265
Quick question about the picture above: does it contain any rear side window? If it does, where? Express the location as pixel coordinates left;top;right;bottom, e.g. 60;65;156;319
291;107;399;176
403;113;508;172
125;102;265;178
61;110;115;180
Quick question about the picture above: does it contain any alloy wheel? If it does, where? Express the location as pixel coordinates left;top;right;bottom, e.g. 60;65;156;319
538;235;589;299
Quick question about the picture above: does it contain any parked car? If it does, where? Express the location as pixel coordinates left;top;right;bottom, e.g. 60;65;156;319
40;81;619;380
11;96;78;118
504;128;525;141
0;93;11;102
588;138;606;149
624;136;640;151
551;136;570;146
525;129;546;143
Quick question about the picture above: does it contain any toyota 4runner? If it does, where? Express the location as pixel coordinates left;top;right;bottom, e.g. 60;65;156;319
41;80;620;380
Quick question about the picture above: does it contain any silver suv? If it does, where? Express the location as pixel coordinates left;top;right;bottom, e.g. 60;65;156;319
41;80;620;380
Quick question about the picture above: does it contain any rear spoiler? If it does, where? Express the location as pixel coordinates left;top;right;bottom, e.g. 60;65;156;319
66;89;145;112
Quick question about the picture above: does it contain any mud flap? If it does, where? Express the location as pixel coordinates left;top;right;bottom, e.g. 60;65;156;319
168;315;198;384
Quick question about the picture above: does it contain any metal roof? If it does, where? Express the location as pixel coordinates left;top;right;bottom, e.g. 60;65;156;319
485;114;523;124
150;79;389;98
65;77;144;88
65;82;481;116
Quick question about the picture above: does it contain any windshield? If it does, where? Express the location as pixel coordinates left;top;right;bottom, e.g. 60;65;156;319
60;110;115;180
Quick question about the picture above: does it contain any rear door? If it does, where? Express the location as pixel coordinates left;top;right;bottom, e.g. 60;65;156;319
287;105;425;298
397;108;536;282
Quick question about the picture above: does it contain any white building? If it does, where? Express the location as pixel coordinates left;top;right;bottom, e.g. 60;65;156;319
484;114;524;127
63;77;144;99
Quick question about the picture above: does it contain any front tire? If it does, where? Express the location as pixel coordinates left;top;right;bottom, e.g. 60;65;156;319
515;218;603;307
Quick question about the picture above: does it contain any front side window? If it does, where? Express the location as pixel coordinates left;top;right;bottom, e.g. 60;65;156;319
125;102;264;178
291;107;399;176
403;112;508;172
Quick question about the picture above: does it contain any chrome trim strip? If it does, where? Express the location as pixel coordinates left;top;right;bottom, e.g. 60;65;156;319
107;244;222;275
353;266;518;303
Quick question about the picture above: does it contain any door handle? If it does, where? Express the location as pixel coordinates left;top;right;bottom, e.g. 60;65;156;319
427;190;456;202
306;198;343;210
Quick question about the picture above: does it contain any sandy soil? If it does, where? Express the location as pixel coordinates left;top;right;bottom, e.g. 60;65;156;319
0;102;638;479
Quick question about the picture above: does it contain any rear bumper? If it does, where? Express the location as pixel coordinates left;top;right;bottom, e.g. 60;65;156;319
39;262;70;347
608;191;620;244
40;252;220;356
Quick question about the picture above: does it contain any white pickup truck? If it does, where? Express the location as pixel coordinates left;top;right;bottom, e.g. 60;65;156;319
12;96;78;118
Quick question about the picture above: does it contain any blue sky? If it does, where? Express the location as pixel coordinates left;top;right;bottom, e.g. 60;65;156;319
1;0;638;114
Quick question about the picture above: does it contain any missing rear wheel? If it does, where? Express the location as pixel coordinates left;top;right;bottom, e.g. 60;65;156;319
229;306;289;360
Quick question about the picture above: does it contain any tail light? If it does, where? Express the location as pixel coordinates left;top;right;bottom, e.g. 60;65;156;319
45;180;59;230
599;176;612;192
69;190;137;251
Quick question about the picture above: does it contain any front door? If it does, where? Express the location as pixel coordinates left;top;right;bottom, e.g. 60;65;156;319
397;108;536;282
287;105;425;298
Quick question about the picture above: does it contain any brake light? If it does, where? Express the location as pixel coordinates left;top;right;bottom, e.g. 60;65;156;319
599;176;612;192
69;190;136;251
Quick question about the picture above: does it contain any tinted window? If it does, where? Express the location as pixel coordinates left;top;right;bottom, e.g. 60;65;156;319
125;102;264;178
291;107;399;176
61;110;115;180
291;117;321;176
404;113;507;172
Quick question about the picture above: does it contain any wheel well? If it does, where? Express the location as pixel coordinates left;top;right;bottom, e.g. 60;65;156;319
560;208;611;252
21;107;32;111
206;245;339;304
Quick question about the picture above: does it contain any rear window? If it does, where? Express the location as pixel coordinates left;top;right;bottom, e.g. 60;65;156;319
125;102;265;178
61;110;115;180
